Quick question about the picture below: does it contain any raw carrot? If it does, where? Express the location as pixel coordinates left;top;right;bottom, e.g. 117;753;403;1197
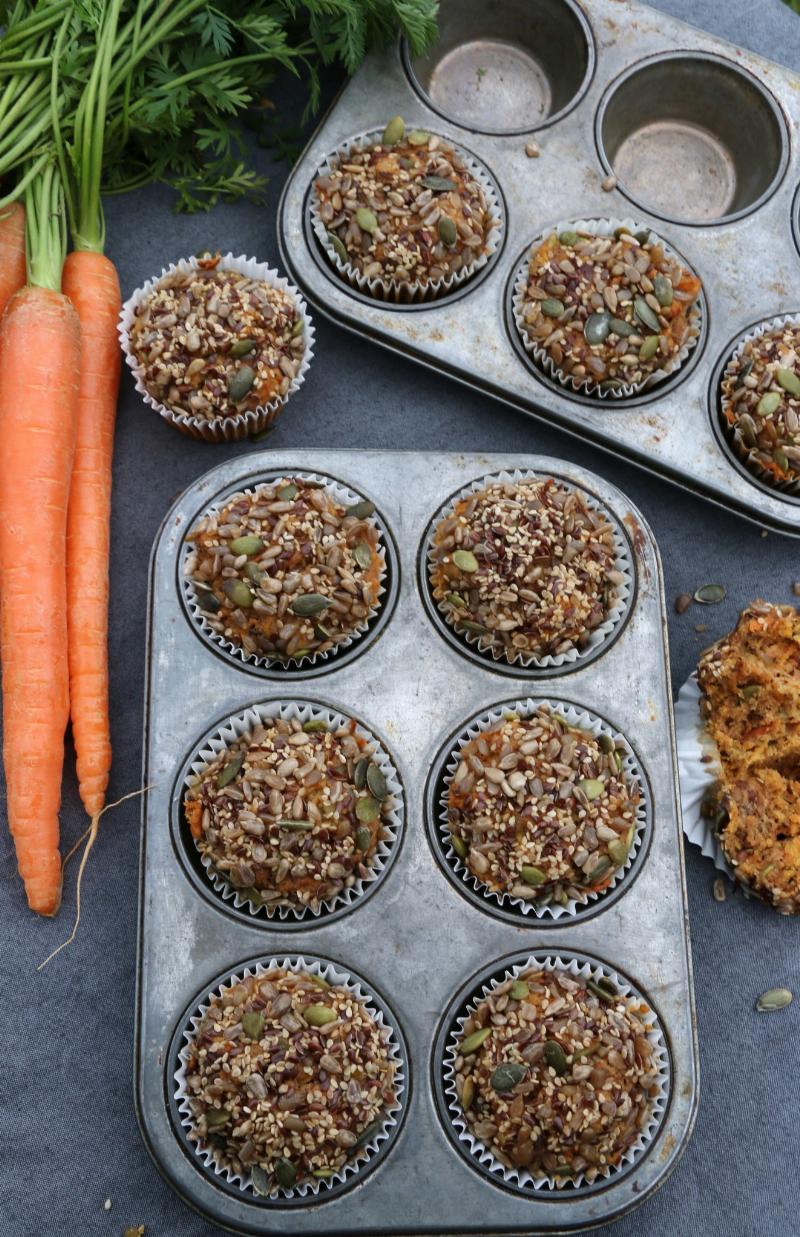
62;250;120;818
0;201;25;317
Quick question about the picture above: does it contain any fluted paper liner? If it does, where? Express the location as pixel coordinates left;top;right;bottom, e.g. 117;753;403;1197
438;698;649;920
425;468;634;669
182;470;389;671
119;253;315;442
442;954;669;1192
512;218;703;400
174;956;405;1199
674;673;730;874
182;700;403;920
309;128;503;303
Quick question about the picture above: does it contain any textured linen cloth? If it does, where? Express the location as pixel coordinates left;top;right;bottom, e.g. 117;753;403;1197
2;1;799;1233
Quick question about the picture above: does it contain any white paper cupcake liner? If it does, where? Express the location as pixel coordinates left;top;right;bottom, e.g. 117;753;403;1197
182;470;390;671
674;672;730;875
442;954;670;1192
119;253;315;442
719;312;800;497
309;128;503;303
425;468;634;669
512;218;703;400
438;698;649;920
182;700;404;921
174;955;406;1199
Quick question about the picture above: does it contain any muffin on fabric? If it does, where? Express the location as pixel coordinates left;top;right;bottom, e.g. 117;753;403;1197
182;967;398;1191
721;320;800;487
429;477;625;662
517;226;701;394
184;478;384;663
314;118;494;291
184;714;395;911
697;600;800;912
454;966;660;1182
446;709;640;908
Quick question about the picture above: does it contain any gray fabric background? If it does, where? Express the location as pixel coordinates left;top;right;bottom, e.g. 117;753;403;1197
3;1;800;1232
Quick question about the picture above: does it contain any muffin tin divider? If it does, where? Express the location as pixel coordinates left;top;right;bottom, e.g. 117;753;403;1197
136;450;697;1234
277;0;800;536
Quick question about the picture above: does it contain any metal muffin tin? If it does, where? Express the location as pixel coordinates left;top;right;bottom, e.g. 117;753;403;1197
277;0;800;536
136;449;698;1234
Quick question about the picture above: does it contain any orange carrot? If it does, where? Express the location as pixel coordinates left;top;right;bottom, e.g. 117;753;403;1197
0;202;26;317
62;251;121;818
0;285;80;915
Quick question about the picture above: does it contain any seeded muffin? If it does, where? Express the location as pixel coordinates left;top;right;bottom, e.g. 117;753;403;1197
697;600;800;912
517;226;701;394
429;477;626;662
720;321;800;487
313;116;494;292
446;709;639;908
184;714;395;910
182;967;398;1191
185;478;384;663
128;254;306;424
454;967;660;1183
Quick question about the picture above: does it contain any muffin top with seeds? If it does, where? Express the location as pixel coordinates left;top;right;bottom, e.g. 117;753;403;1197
185;478;384;664
721;322;800;485
314;117;493;287
518;227;701;392
183;967;398;1190
184;715;395;911
454;967;659;1182
129;256;306;422
429;478;624;661
446;710;639;908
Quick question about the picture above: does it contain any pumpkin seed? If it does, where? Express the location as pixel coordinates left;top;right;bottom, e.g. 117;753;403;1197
738;683;761;700
452;549;478;573
302;719;328;732
407;129;429;145
584;311;611;346
312;1168;334;1178
291;593;331;617
520;864;547;886
196;590;220;614
356;795;380;823
599;733;615;754
303;1003;336;1027
289;648;312;661
579;777;604;800
277;483;298;501
251;1165;270;1196
543;1040;568;1075
608;317;633;337
231;338;256;357
634;296;661;332
558;230;578;245
540;298;564;317
491;1061;526;1092
206;1107;228;1128
242;1011;265;1040
314;623;331;642
356;207;378;233
354;755;369;790
735;358;753;387
229;534;263;556
639;334;660;361
587;978;616;1003
438;215;457;248
223;578;253;608
228;365;256;403
366;762;387;801
446;591;466;609
277;819;314;831
450;833;468;859
608;837;630;867
355;825;372;852
459;620;487;634
382;115;405;145
653;274;673;307
345;499;375;520
757;391;781;417
354;1120;382;1150
774;448;790;473
353;542;372;569
274;1157;297;1188
694;583;726;605
328;231;348;263
460;1027;492;1055
461;1077;474;1110
420;175;457;192
292;318;304;337
713;877;727;902
217;752;244;788
777;368;800;397
756;987;792;1012
510;980;529;1001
